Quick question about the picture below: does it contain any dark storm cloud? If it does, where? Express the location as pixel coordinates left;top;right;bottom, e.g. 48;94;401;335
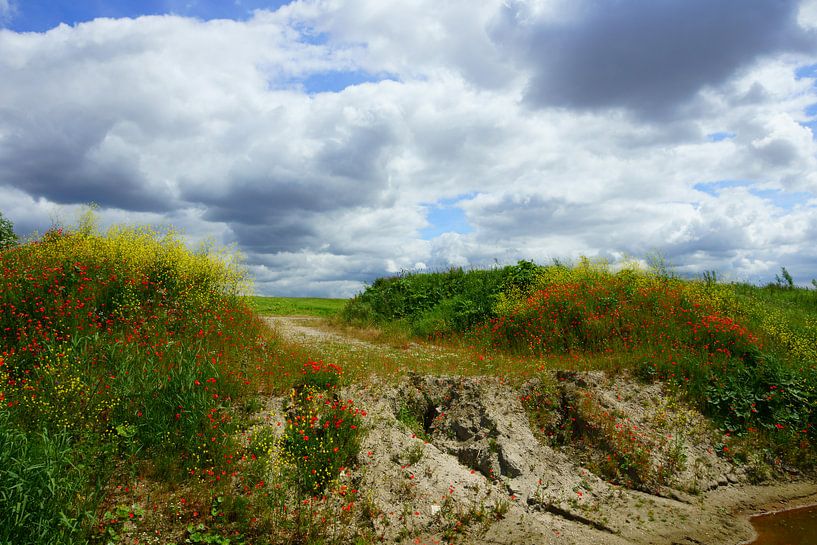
499;0;815;118
196;183;345;253
228;221;321;254
0;110;172;212
315;117;398;181
183;115;399;252
195;175;372;221
186;167;394;254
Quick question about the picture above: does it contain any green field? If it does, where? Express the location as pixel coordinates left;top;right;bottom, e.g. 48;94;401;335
246;295;348;317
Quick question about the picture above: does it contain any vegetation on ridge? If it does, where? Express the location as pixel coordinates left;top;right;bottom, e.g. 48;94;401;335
342;259;817;468
0;215;364;545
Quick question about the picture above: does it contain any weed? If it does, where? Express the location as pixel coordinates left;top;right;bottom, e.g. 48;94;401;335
775;267;794;290
394;443;424;466
396;403;431;442
185;523;242;544
101;504;145;544
0;410;94;545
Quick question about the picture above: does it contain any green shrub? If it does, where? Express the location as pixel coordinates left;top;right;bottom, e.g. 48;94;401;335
0;211;16;251
342;262;537;336
349;258;817;463
704;352;816;436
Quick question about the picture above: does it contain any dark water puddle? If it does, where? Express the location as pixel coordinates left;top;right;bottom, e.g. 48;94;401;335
749;504;817;545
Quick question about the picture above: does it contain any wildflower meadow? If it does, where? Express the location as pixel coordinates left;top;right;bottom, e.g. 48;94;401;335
0;217;365;545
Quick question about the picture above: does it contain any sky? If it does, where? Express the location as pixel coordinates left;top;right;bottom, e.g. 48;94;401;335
1;0;817;297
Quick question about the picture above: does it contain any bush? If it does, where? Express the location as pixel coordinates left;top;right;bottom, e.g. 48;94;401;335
0;226;250;460
704;352;816;436
0;211;16;251
342;261;538;336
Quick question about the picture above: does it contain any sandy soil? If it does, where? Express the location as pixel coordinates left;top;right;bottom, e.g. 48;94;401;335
263;315;376;347
262;316;817;545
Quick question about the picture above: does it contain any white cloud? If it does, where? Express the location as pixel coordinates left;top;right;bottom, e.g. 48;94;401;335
799;0;817;29
0;1;816;295
0;0;12;18
272;0;519;88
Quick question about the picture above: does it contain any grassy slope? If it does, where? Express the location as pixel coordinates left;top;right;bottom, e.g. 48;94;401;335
246;295;347;317
341;263;817;368
730;283;817;365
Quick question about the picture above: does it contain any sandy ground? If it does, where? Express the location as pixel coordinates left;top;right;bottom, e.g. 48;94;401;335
263;316;817;545
264;315;375;347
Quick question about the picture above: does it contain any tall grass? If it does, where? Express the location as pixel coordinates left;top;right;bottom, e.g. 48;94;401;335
0;410;92;545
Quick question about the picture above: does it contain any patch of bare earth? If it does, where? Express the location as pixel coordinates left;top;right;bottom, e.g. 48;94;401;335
263;316;377;348
260;317;817;544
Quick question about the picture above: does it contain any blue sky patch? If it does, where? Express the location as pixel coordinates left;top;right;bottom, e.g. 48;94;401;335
300;70;395;94
695;180;812;210
750;188;813;210
693;180;752;196
795;63;817;81
706;131;735;142
2;0;292;32
421;195;475;240
298;30;330;46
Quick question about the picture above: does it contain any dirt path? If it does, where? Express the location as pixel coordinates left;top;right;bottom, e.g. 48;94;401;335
263;315;377;348
261;316;817;545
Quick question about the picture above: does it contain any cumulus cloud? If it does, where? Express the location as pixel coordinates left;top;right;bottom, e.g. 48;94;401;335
0;1;816;295
272;0;518;88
